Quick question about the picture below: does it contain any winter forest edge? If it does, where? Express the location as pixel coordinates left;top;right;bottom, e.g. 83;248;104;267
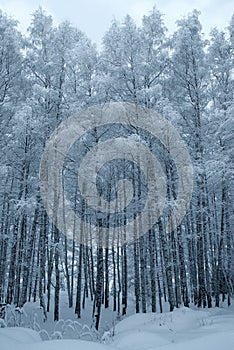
0;4;233;341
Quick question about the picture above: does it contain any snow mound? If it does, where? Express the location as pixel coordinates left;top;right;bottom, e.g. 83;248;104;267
0;327;41;349
0;328;111;350
103;306;234;350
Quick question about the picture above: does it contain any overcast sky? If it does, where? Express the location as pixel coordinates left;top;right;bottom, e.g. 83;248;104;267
0;0;233;47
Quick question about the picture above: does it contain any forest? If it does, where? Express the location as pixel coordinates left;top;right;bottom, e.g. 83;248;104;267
0;6;233;333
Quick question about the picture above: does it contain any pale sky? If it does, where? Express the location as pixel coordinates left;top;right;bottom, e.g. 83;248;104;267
0;0;233;47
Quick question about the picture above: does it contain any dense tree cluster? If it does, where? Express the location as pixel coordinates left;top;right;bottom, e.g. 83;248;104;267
0;7;233;330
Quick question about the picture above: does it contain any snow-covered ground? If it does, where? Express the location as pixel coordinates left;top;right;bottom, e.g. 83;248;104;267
1;304;234;350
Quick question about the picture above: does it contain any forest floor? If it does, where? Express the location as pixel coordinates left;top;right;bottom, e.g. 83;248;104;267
0;299;234;350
